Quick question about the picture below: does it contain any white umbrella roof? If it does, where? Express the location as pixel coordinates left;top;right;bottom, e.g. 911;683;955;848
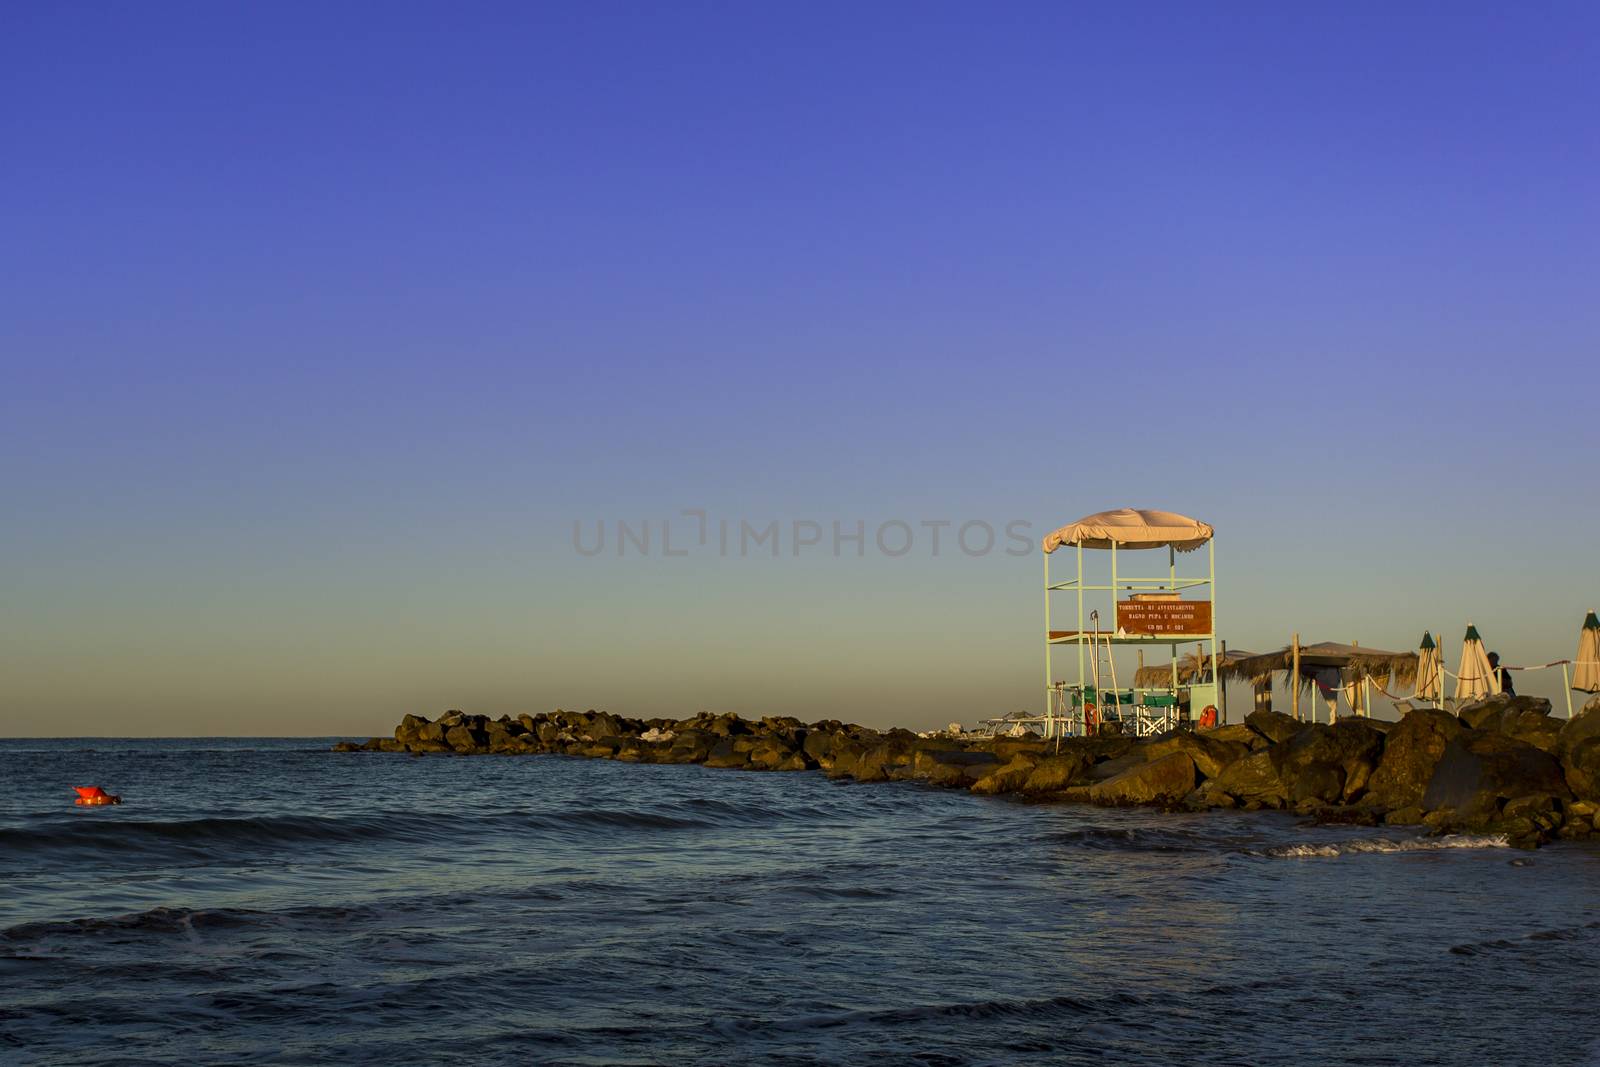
1455;624;1496;702
1575;612;1600;694
1042;508;1214;554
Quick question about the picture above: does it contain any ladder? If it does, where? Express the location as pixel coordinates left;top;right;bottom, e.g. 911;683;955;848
1086;610;1124;735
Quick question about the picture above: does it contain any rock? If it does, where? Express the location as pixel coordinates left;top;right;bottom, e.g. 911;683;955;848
444;725;485;753
802;729;843;767
640;727;675;743
418;720;447;744
1144;732;1250;781
1209;751;1290;808
1246;710;1303;745
587;712;625;738
1562;736;1600;801
331;741;360;752
1458;694;1549;730
1087;751;1152;782
1421;733;1572;818
927;755;1000;788
703;738;750;769
1461;696;1561;752
1501;794;1559;821
1086;753;1197;804
1021;752;1094;795
913;750;1000;787
1365;708;1465;809
1384;805;1425;825
1273;720;1385;804
1204;723;1264;747
1557;698;1600;758
394;714;429;745
747;739;801;771
971;755;1039;795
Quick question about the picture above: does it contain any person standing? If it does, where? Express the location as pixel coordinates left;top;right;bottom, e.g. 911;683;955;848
1487;652;1517;697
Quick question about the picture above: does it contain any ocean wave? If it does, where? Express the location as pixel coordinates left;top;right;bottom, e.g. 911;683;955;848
1450;920;1600;956
1254;834;1509;858
0;902;381;945
717;988;1149;1037
0;806;722;859
1049;826;1212;852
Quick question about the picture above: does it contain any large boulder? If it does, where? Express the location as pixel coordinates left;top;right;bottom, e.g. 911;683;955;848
1274;719;1386;803
703;737;750;769
1458;694;1548;729
1020;752;1094;795
1144;732;1251;780
802;729;842;766
748;738;804;771
921;750;1001;788
667;730;715;764
394;714;429;745
1563;736;1600;802
1202;722;1269;750
1086;751;1152;782
990;739;1050;763
444;724;486;753
971;755;1039;795
1246;710;1303;745
1421;732;1571;818
1207;751;1290;808
1086;753;1197;804
1364;708;1464;809
1557;697;1600;758
1459;696;1561;752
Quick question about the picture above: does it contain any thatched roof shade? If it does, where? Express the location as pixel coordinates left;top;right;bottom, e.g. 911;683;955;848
1225;642;1419;690
1133;649;1258;689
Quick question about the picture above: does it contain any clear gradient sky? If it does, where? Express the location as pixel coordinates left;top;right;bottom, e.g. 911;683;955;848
3;2;1597;736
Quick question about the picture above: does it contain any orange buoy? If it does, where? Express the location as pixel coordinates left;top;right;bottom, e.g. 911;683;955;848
73;786;121;806
1197;705;1219;730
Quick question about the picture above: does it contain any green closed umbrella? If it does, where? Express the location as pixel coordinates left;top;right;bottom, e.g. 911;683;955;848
1415;631;1442;702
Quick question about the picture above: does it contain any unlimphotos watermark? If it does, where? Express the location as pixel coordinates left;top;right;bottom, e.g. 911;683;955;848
573;510;1035;559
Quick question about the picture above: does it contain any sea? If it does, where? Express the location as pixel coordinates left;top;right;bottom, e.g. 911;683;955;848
2;738;1598;1066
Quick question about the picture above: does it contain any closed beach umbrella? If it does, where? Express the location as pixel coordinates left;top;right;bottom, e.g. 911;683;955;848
1575;612;1600;693
1415;632;1442;702
1455;624;1496;701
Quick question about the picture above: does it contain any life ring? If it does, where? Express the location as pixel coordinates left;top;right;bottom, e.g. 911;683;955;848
1197;705;1218;730
73;786;121;806
1084;702;1099;733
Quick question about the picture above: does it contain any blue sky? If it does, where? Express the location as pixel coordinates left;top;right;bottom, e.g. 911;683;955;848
2;2;1596;735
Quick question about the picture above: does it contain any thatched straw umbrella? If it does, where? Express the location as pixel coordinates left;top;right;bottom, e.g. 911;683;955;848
1454;624;1496;702
1574;612;1600;694
1414;631;1442;702
1133;648;1256;689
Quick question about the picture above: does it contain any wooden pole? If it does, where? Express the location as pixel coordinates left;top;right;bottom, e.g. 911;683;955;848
1351;639;1360;718
1291;632;1301;721
1219;639;1228;724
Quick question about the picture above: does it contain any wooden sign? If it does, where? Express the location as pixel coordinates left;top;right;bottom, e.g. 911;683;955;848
1116;599;1212;636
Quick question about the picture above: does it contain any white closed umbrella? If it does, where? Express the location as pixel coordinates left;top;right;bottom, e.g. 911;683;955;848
1455;624;1496;702
1415;631;1442;702
1575;612;1600;694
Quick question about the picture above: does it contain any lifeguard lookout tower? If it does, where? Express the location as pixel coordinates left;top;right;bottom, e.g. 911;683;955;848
1042;508;1222;737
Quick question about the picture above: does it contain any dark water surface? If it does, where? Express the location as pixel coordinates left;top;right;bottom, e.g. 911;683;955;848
3;738;1598;1066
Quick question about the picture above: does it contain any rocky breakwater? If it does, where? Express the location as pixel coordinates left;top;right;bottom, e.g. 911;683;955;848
335;694;1600;848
